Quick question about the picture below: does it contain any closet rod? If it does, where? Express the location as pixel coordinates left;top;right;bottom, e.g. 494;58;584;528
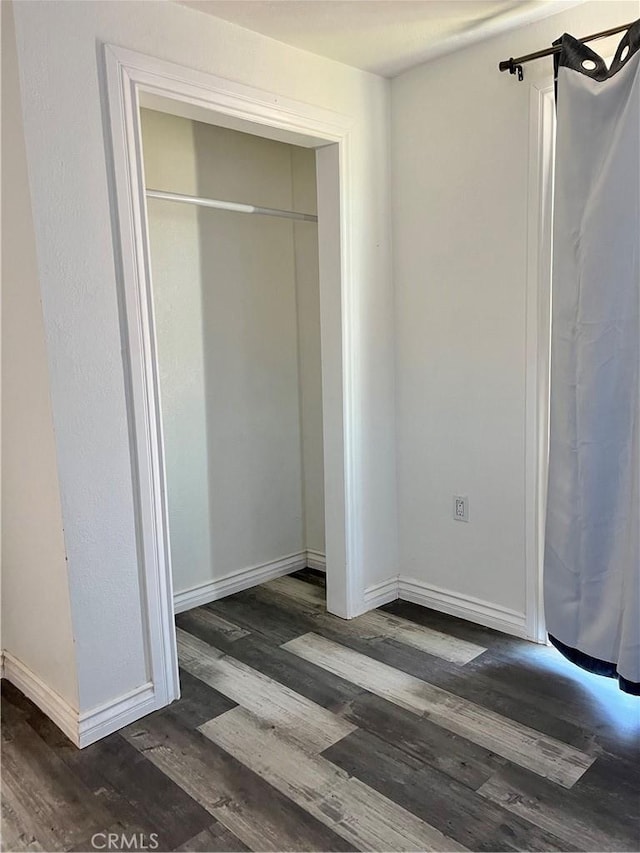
146;189;318;222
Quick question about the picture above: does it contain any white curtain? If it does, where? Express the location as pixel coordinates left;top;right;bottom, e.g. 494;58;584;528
544;21;640;694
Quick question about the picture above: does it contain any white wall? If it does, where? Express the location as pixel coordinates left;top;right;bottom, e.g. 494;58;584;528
392;0;640;619
141;110;324;594
1;0;78;709
11;0;395;713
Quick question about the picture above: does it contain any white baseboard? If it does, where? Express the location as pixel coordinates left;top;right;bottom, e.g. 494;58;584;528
306;549;326;572
2;651;80;746
1;650;160;749
363;576;399;610
398;576;528;639
173;551;308;614
78;681;157;747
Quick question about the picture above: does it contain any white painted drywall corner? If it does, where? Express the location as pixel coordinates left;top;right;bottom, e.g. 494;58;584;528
391;0;639;625
11;0;396;716
1;0;79;713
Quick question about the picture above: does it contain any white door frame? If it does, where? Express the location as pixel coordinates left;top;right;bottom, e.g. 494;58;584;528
524;79;555;644
103;45;361;707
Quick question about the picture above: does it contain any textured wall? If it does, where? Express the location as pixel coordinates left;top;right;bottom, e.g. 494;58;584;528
1;0;78;709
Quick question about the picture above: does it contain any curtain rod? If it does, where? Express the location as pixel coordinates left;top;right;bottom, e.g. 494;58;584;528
498;20;634;81
145;189;318;222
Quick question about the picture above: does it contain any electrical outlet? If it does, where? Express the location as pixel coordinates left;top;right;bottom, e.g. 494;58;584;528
453;495;469;522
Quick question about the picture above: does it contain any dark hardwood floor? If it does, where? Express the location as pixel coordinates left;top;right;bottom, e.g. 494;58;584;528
2;569;639;852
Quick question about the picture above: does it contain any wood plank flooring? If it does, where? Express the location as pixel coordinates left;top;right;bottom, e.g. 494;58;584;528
282;633;594;787
2;569;639;852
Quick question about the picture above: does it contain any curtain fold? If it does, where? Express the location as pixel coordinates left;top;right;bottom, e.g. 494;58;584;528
544;20;640;694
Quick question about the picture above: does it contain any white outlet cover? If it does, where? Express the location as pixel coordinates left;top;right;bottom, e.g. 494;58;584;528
453;495;469;522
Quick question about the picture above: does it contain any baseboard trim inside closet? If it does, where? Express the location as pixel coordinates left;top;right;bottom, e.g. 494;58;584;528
306;549;326;571
173;551;328;613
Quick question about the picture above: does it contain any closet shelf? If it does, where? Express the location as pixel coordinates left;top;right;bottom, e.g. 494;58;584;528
146;189;318;223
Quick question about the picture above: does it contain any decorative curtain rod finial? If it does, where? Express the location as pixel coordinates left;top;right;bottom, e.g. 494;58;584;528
498;58;524;80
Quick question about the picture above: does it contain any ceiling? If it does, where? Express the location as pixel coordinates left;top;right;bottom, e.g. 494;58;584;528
178;0;584;77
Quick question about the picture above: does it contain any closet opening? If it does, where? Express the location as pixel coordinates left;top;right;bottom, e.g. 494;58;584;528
139;104;327;619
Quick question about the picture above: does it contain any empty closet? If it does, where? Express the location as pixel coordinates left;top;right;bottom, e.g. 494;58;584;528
139;108;325;609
